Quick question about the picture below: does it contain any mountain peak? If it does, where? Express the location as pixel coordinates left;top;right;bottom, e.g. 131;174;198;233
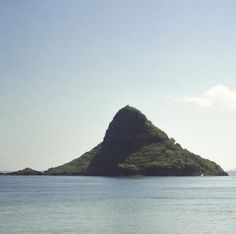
103;105;165;147
112;105;146;122
118;105;140;112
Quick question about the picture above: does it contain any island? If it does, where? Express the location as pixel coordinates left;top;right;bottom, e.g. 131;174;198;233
7;168;43;176
44;105;227;176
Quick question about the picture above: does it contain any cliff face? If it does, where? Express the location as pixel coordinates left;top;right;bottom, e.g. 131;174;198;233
45;105;228;176
86;106;170;175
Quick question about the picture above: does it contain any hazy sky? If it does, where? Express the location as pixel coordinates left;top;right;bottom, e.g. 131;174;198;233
1;0;236;171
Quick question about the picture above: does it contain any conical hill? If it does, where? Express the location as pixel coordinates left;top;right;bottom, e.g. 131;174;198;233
45;106;227;176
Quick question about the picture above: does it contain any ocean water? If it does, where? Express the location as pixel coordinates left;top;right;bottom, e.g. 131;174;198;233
0;176;236;234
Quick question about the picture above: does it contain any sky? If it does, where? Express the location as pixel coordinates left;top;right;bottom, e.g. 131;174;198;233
1;0;236;171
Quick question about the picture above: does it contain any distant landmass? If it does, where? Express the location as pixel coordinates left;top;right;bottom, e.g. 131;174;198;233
43;105;227;176
7;168;43;176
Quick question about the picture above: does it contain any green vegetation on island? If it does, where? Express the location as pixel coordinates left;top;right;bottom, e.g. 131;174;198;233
45;105;227;176
45;144;101;175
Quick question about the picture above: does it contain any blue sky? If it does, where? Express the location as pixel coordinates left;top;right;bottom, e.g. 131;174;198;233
1;0;236;171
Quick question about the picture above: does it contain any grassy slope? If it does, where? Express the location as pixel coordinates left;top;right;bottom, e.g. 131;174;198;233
118;143;226;176
44;144;101;175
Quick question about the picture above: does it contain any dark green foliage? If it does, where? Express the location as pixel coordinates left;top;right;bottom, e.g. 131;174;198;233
44;105;227;176
121;144;226;176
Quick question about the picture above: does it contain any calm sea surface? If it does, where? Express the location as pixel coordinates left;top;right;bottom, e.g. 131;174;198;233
0;175;236;234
